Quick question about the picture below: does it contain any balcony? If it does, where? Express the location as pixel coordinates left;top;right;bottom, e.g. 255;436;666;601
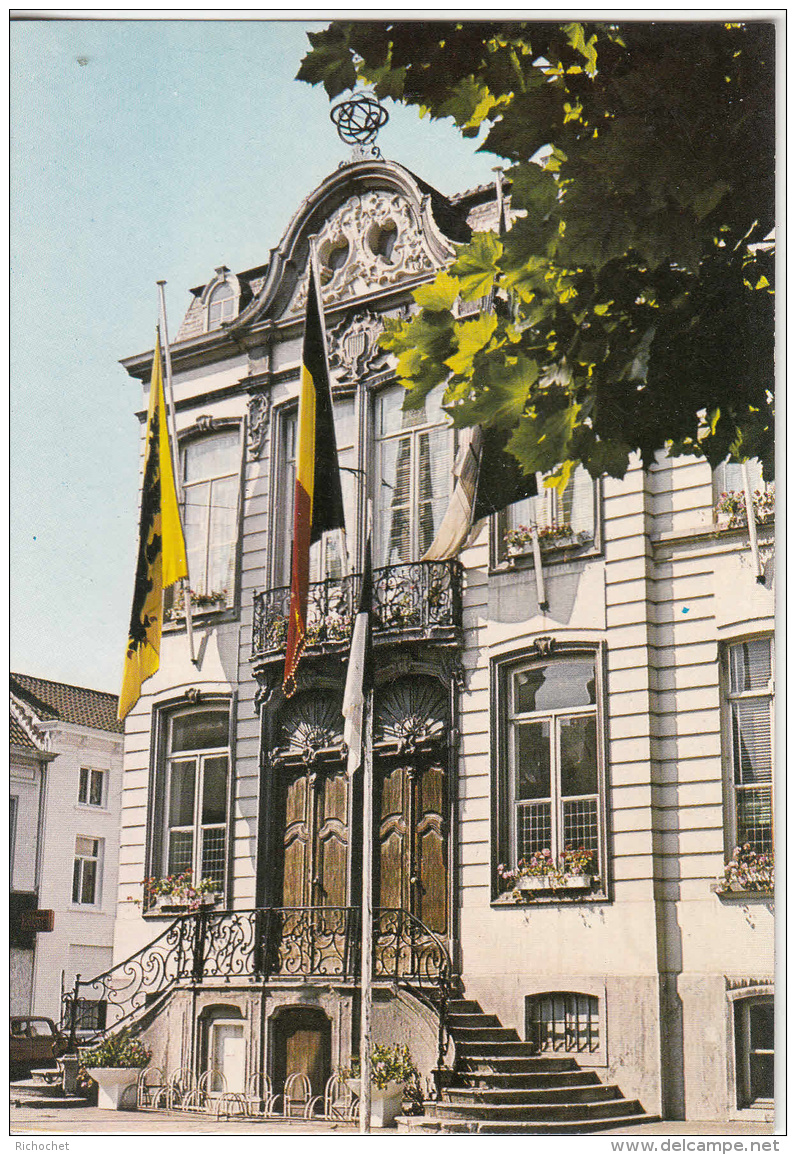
252;559;462;661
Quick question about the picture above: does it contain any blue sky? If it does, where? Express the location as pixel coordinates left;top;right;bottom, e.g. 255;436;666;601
10;17;497;692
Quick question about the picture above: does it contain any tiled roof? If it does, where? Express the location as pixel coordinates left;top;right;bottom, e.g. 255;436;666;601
10;673;123;734
10;709;40;750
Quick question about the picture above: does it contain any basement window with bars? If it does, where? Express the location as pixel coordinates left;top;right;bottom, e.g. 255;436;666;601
725;638;774;855
494;649;605;897
526;992;600;1054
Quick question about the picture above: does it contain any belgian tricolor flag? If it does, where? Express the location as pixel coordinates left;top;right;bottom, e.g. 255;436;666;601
283;271;346;696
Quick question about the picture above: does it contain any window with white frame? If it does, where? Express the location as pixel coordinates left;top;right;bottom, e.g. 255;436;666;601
501;465;597;560
206;282;237;330
374;383;452;567
72;837;102;905
526;992;600;1054
496;651;604;889
713;457;774;526
78;767;106;808
725;638;774;854
179;429;241;610
162;708;230;893
734;996;774;1107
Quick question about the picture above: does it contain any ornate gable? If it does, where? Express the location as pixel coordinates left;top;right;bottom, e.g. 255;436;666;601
288;188;440;314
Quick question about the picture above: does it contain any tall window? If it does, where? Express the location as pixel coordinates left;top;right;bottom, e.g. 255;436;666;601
501;466;596;559
181;430;241;609
374;385;451;567
725;638;774;853
734;996;774;1108
10;796;18;880
163;708;230;892
497;652;604;885
72;837;102;905
78;767;106;808
274;401;356;587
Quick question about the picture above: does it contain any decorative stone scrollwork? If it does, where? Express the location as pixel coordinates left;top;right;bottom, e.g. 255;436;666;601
275;691;345;764
247;394;270;459
532;636;556;658
328;310;387;382
725;976;774;991
375;676;447;753
290;190;437;314
195;415;216;433
185;687;203;704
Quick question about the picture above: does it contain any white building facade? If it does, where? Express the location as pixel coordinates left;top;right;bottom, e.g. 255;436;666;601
103;158;774;1127
10;675;124;1030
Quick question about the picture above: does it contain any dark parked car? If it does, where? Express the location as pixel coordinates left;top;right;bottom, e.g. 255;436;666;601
10;1016;68;1078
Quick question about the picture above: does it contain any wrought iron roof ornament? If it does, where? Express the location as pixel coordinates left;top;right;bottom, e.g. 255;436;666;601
331;91;389;165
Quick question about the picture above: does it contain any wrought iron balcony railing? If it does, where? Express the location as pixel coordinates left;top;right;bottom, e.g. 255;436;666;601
63;906;455;1074
252;559;462;660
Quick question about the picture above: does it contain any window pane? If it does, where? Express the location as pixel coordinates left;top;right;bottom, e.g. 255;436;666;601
417;427;450;556
201;827;226;889
730;639;771;693
732;701;772;784
89;770;104;807
749;1001;775;1050
78;767;89;803
171;711;228;751
515;721;551;799
168;830;193;876
169;760;196;827
207;475;238;595
563;798;599;857
514;660;596;713
517;801;551;860
75;836;98;856
184;431;239;483
72;859;81;904
736;787;772;853
560;715;598;796
202;756;228;824
81;859;97;904
750;1054;775;1102
561;467;595;537
184;479;210;591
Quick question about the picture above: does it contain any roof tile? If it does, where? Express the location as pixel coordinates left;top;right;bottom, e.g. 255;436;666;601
10;673;123;734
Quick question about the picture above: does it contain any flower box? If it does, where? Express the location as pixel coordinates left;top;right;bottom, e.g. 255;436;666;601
149;893;218;915
515;873;592;894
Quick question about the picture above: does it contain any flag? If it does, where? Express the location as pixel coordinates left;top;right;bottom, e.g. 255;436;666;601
119;331;188;720
343;537;373;777
422;424;537;561
283;271;346;696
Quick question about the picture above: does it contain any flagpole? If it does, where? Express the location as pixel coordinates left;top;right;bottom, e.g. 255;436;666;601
157;280;197;665
359;681;374;1134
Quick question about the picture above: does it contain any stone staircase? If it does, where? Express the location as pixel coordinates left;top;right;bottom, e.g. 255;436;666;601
398;998;660;1134
10;1068;89;1111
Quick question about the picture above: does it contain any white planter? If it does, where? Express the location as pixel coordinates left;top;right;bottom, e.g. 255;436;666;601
151;894;218;915
516;873;591;894
345;1078;404;1128
86;1067;138;1110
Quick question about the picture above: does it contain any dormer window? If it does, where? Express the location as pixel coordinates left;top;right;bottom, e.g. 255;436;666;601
203;267;241;332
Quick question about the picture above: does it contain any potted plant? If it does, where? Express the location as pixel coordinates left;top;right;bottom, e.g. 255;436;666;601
498;847;596;900
714;487;775;530
144;870;218;913
80;1030;151;1110
715;844;774;894
343;1043;420;1128
504;524;591;556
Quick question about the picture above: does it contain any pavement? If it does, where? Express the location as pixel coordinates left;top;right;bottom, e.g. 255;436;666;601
8;1104;777;1137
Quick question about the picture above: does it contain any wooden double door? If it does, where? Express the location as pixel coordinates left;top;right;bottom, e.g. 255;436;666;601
277;754;448;936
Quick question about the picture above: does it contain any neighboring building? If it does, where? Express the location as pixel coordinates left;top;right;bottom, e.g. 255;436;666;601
103;155;774;1125
10;674;124;1029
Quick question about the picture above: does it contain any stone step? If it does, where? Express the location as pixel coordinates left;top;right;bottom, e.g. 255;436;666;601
449;1026;522;1043
447;1013;502;1029
430;1097;645;1123
447;1000;484;1015
457;1069;601;1090
396;1113;662;1135
458;1053;579;1072
9;1078;65;1099
456;1040;551;1058
442;1083;623;1107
